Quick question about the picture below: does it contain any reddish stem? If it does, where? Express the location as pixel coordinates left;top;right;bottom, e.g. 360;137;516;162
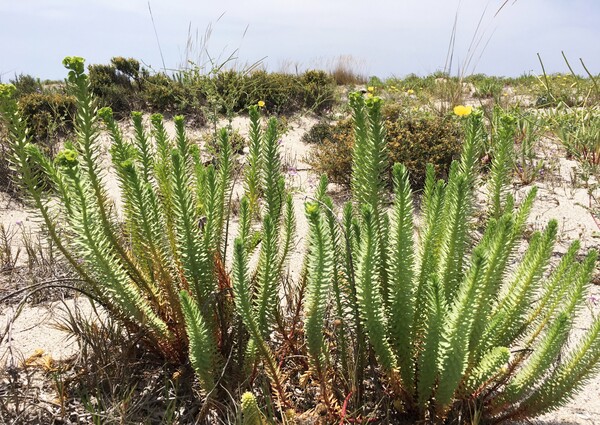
339;391;353;425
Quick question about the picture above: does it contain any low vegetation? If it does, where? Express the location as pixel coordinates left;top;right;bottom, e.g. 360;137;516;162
0;55;599;424
308;104;463;188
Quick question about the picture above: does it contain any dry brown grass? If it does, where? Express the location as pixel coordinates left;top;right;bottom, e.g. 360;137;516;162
327;55;367;86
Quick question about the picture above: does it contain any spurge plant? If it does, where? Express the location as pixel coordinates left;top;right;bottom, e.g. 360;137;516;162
1;59;600;424
299;93;600;423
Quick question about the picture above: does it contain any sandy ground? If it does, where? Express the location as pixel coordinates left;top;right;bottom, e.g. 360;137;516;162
1;112;600;423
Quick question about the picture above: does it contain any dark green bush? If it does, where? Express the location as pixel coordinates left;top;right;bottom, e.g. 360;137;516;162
205;69;334;116
142;73;178;111
246;71;303;115
203;128;246;155
88;57;206;121
111;57;143;82
0;90;74;191
88;57;146;115
208;69;250;113
88;63;137;114
18;92;76;149
86;58;335;118
384;105;463;186
306;118;354;186
301;119;335;144
300;70;335;113
308;103;463;187
9;73;43;98
142;73;204;119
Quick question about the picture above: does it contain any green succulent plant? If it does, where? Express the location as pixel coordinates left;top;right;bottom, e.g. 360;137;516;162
301;92;600;423
0;59;292;406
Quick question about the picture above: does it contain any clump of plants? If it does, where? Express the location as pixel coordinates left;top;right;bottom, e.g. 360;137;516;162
299;93;600;423
203;127;247;155
551;106;600;168
174;64;337;119
88;56;205;119
301;119;335;145
308;103;463;187
0;84;76;185
472;76;504;101
1;57;299;420
9;73;43;98
88;56;146;114
17;92;76;147
534;53;600;108
0;86;76;193
305;117;354;185
2;59;600;424
143;72;198;116
512;110;545;185
534;73;594;108
385;103;463;186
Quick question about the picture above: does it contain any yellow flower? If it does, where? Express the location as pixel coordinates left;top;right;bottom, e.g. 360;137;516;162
257;100;265;108
407;89;415;95
367;86;374;92
453;105;473;117
367;92;374;98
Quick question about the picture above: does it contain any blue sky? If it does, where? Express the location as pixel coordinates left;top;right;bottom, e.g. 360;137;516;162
1;0;599;81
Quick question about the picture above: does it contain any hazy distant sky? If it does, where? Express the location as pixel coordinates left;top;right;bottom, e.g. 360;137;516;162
1;0;599;81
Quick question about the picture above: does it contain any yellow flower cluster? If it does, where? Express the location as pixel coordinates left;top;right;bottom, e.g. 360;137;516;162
453;105;473;117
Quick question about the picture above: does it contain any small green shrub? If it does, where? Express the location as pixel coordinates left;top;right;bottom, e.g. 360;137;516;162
473;77;504;100
143;73;197;114
307;118;354;186
203;128;246;155
299;69;336;113
384;105;463;186
88;63;136;114
301;119;334;144
204;69;334;116
9;73;43;98
308;104;463;188
18;92;76;148
247;71;303;115
111;56;143;82
552;106;600;167
88;57;147;115
208;69;250;113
